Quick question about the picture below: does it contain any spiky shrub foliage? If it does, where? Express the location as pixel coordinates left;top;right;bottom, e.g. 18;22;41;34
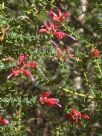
0;0;102;136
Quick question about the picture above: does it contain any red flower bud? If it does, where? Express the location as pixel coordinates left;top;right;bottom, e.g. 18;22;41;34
0;116;9;126
91;48;100;58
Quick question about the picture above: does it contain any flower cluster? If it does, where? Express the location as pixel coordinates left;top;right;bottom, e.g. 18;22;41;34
39;91;89;125
65;108;89;125
39;9;76;60
7;54;38;81
6;55;89;126
40;9;75;40
49;9;70;22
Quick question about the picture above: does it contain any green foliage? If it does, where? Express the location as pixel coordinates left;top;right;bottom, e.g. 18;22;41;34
0;0;102;136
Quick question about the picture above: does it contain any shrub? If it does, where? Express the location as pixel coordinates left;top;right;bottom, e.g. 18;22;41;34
0;0;102;136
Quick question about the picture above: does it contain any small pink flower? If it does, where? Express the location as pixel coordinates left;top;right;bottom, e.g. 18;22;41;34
65;108;89;125
49;9;70;22
39;91;62;108
91;48;100;58
0;116;9;126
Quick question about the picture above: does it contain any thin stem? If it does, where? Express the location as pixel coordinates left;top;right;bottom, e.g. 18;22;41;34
96;60;102;77
83;72;92;88
62;88;94;99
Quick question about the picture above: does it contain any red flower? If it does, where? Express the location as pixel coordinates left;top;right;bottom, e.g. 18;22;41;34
40;91;52;101
91;48;100;58
54;30;67;39
19;54;26;64
39;23;66;39
65;108;89;125
81;114;89;119
39;22;57;35
22;69;31;77
40;22;76;41
12;69;21;76
0;116;9;126
44;98;62;107
7;54;37;81
39;91;62;108
49;9;70;22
